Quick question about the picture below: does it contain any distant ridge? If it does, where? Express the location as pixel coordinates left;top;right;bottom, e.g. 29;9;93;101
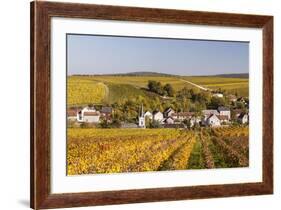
120;71;177;77
72;71;177;77
71;72;249;78
211;73;249;78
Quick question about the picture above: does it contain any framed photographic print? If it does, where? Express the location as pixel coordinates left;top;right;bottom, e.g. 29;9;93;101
30;1;273;209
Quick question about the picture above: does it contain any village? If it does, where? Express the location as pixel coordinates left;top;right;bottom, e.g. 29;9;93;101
67;96;249;129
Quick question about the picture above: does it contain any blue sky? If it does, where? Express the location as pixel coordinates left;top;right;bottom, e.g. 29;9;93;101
67;34;249;76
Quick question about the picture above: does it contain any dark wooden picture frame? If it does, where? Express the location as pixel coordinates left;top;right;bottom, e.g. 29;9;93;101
31;1;273;209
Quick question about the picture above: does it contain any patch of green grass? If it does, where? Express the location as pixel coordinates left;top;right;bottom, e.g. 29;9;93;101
106;83;147;104
187;137;205;169
207;137;229;168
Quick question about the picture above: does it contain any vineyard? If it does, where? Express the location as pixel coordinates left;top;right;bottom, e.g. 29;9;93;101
67;126;249;175
67;77;107;105
67;74;249;107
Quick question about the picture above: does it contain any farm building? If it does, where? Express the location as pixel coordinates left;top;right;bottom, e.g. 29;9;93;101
83;111;100;123
202;108;230;126
217;115;229;124
164;117;175;124
218;106;231;119
144;111;153;120
153;111;164;122
100;106;112;115
163;108;175;118
206;114;221;127
202;110;219;125
171;112;194;121
99;106;113;122
77;107;96;122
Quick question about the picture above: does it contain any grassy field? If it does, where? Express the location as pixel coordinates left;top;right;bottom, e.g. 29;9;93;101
67;126;249;175
183;76;249;96
67;75;249;106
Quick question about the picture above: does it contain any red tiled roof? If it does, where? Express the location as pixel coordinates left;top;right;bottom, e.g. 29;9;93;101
217;115;229;120
84;112;100;116
171;112;194;117
67;110;77;117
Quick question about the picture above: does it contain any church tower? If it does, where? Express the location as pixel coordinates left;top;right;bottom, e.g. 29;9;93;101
138;104;145;128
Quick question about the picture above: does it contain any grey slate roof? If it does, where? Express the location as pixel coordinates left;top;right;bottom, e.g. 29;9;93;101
218;106;230;111
101;107;112;114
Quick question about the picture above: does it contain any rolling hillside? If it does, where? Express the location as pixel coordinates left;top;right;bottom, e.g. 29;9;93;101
67;73;249;106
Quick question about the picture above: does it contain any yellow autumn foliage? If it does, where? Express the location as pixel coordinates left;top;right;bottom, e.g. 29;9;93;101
67;77;107;105
67;128;196;175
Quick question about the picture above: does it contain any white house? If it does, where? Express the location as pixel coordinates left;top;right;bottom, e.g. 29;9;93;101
164;117;175;124
206;114;221;127
202;110;219;125
217;115;229;124
218;106;231;119
153;111;164;122
83;111;100;123
144;111;153;120
77;106;99;122
163;108;175;118
100;106;113;122
171;112;193;121
238;113;249;124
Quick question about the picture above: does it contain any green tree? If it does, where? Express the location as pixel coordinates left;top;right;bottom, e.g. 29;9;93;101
149;120;162;128
163;83;175;97
208;97;226;109
111;119;121;128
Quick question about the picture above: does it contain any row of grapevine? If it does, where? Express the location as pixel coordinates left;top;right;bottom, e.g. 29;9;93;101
67;128;195;175
210;126;249;167
199;131;215;169
159;134;196;170
67;126;249;175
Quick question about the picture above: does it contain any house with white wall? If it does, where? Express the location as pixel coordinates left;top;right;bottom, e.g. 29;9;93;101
77;106;100;123
163;108;175;118
171;112;194;121
153;111;164;123
144;111;153;120
206;114;221;127
164;117;174;124
83;111;100;123
218;106;231;119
